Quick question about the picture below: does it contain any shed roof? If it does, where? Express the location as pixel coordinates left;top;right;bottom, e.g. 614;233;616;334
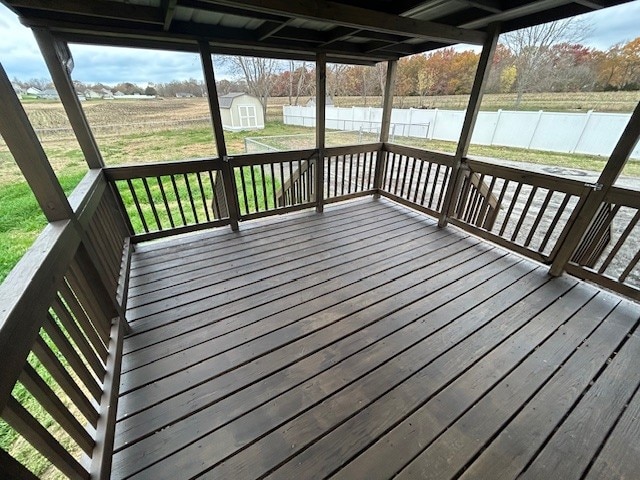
218;92;248;108
1;1;634;65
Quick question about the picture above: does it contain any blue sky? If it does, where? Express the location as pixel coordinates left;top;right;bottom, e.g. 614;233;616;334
1;1;639;85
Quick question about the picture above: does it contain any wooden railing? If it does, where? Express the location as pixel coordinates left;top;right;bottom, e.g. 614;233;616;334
448;158;588;264
0;170;128;479
104;159;230;243
231;149;317;220
324;143;381;202
378;144;454;217
565;185;640;301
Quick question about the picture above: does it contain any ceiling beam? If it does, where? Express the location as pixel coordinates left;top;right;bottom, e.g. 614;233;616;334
178;0;289;22
460;0;578;29
163;0;178;30
11;0;163;25
255;19;290;41
461;0;503;14
199;0;487;45
573;0;607;8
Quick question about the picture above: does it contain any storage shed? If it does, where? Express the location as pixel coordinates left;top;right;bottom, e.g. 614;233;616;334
218;92;265;131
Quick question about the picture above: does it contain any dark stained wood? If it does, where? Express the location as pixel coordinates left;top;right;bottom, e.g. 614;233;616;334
316;52;326;213
109;198;640;480
439;23;500;227
584;366;640;480
90;317;125;480
551;100;640;276
33;29;104;169
0;447;39;480
0;63;73;222
3;397;89;480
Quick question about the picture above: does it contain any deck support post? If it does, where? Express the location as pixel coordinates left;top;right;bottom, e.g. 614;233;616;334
374;60;398;198
315;53;327;213
198;41;240;231
0;62;125;325
0;63;73;222
32;28;104;169
549;100;640;276
438;23;500;228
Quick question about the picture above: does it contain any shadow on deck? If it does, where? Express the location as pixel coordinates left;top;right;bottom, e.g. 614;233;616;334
113;197;640;480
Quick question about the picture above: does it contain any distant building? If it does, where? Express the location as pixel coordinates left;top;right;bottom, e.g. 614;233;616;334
114;91;125;97
218;92;264;131
306;96;334;107
84;90;102;99
26;87;42;96
176;92;194;98
37;89;59;100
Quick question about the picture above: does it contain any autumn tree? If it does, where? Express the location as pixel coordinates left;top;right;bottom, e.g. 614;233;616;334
223;56;282;116
502;18;591;107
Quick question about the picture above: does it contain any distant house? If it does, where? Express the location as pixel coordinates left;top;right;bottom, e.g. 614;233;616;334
306;96;334;107
100;88;114;99
84;90;102;99
26;87;42;96
218;92;264;131
176;92;194;98
113;91;125;97
37;89;59;100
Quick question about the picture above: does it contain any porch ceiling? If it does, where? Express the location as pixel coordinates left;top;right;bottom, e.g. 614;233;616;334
1;0;635;64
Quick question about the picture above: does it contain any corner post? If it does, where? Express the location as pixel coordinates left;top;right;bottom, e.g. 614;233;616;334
315;53;327;212
373;60;398;197
549;100;640;276
198;41;240;231
438;23;500;227
32;28;104;169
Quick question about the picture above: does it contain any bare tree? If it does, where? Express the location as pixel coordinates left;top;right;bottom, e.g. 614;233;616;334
224;56;282;117
503;18;592;107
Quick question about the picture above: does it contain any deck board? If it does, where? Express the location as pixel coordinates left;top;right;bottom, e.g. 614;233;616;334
113;197;640;480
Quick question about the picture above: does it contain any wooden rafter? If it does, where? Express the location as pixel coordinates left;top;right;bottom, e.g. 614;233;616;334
11;0;163;24
163;0;178;31
461;0;581;28
199;0;487;45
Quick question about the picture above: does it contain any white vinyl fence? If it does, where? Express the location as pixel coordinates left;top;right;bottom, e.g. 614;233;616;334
283;105;640;160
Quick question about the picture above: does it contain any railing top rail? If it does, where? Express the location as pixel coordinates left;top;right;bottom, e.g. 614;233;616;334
104;157;224;180
324;143;382;157
466;157;588;195
606;185;640;209
383;143;456;167
230;149;318;167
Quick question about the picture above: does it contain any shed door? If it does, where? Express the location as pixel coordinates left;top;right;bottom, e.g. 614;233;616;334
238;105;257;128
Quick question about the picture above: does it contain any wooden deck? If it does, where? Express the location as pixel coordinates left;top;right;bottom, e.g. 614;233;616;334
112;197;640;480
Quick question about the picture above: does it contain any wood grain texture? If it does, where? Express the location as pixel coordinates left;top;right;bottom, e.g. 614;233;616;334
110;197;640;480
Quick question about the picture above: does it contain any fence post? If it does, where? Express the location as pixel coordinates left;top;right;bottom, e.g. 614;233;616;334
571;109;593;153
550;100;640;276
527;110;544;150
430;109;438;140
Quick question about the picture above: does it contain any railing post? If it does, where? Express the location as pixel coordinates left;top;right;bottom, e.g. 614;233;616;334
315;52;327;213
198;41;240;230
438;23;500;227
32;28;104;169
550;100;640;276
374;60;398;197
